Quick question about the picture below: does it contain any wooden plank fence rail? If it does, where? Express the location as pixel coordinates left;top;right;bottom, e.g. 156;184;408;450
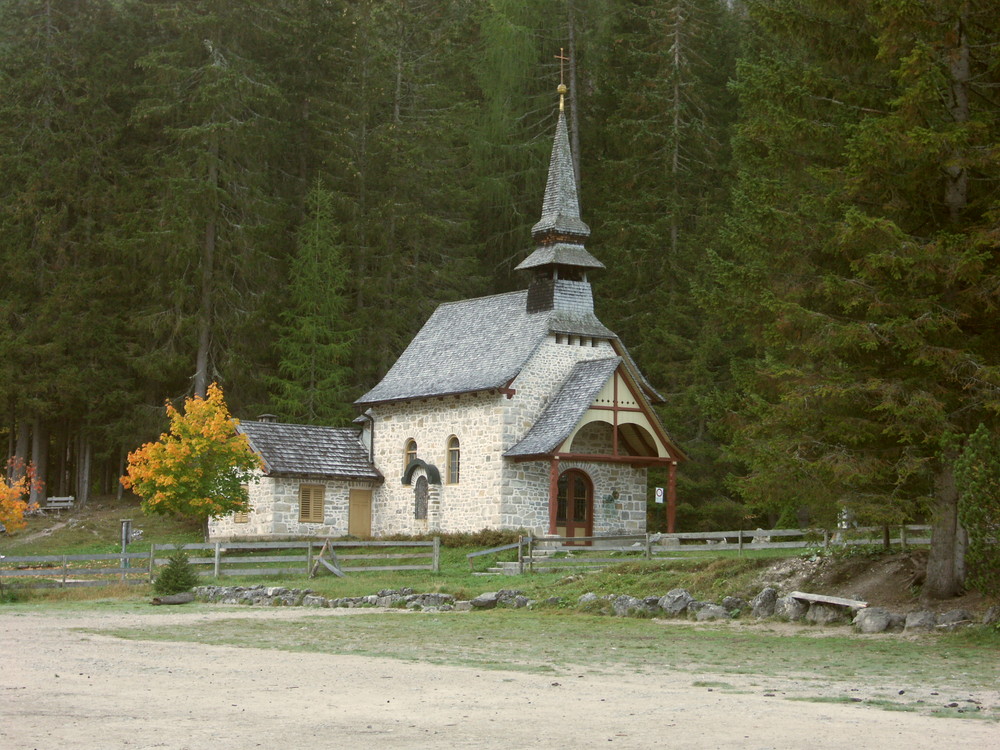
464;526;939;575
652;525;933;553
1;538;441;589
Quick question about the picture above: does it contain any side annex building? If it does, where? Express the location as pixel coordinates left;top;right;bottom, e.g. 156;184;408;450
209;90;685;543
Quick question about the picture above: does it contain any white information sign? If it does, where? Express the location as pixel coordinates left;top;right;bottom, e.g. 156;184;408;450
654;487;664;504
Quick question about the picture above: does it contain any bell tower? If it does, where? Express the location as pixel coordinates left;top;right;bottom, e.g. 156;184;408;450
516;70;604;315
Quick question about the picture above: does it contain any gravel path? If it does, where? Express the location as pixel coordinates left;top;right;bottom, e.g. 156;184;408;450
2;606;996;749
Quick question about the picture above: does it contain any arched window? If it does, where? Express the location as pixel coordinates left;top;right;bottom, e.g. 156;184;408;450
447;436;460;484
404;439;417;471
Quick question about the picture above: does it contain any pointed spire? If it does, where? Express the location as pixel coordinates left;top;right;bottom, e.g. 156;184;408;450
530;106;591;244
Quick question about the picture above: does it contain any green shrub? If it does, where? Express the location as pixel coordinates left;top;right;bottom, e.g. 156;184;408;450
154;551;200;595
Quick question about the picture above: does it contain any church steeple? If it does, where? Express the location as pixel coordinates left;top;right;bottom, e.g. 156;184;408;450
530;101;590;244
517;67;604;315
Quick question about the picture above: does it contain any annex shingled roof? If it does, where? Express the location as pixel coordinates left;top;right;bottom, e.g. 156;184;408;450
505;357;621;458
238;420;381;481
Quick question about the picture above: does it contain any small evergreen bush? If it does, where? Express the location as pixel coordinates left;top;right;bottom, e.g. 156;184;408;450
154;550;199;595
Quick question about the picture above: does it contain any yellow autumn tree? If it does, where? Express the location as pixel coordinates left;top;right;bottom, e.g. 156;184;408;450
121;383;262;538
0;459;38;533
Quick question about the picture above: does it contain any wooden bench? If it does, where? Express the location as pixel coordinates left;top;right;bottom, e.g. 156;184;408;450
790;591;867;610
44;496;75;513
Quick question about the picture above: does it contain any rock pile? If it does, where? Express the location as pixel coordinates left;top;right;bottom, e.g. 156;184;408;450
193;584;993;635
194;585;465;612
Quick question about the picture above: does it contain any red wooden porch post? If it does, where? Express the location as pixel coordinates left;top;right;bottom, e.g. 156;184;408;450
667;461;677;533
548;458;560;535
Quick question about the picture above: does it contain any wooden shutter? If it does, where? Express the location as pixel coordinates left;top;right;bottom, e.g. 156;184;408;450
234;485;250;523
299;484;325;523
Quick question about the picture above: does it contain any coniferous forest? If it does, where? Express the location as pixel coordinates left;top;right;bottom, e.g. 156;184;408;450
2;1;997;595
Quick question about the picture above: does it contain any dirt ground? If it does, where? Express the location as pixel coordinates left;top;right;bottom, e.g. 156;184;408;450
2;606;997;750
754;550;990;614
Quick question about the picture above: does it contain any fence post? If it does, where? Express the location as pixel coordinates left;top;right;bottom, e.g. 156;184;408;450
213;542;222;578
432;537;440;572
823;529;830;548
900;525;908;552
149;544;156;584
306;542;313;575
62;555;68;587
644;534;651;559
517;536;524;575
738;529;743;558
528;536;534;573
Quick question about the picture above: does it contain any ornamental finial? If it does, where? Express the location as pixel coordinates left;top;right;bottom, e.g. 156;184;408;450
555;48;569;111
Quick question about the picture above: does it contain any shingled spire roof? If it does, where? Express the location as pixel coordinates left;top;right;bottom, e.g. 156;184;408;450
530;105;590;244
519;86;602;274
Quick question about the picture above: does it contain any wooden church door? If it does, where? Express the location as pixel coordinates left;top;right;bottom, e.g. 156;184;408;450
556;470;593;545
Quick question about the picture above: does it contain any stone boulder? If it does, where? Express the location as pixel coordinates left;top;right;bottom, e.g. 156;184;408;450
774;595;808;621
578;592;599;605
983;605;1000;627
904;610;937;633
612;595;644;617
695;604;732;621
686;600;707;615
936;609;974;631
805;602;849;625
471;592;500;609
853;607;893;633
750;587;778;619
496;589;527;607
658;588;694;616
722;596;747;613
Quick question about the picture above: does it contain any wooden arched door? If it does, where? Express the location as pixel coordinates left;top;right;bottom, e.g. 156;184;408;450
556;469;593;545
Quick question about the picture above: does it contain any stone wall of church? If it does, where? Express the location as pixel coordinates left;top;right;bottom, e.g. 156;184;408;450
370;392;507;535
500;458;646;537
209;473;373;540
498;334;620;525
502;334;618;453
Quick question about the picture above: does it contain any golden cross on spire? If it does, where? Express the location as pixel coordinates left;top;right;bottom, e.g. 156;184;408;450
555;47;569;86
554;47;569;111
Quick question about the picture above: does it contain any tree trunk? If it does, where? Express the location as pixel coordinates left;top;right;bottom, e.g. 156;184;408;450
923;463;965;600
117;448;126;501
28;417;47;505
12;417;29;482
76;434;92;508
567;0;580;191
194;132;220;399
944;12;969;220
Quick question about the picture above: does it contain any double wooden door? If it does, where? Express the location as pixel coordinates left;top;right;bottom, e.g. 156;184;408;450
555;470;593;545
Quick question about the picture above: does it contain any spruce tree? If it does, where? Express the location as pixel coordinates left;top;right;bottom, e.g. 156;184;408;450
269;180;354;425
154;551;200;595
715;0;1000;593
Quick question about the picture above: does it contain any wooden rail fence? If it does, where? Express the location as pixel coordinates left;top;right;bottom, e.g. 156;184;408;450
466;525;935;574
0;538;440;589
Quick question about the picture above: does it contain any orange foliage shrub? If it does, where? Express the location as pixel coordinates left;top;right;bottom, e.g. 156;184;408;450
1;458;40;533
121;384;263;525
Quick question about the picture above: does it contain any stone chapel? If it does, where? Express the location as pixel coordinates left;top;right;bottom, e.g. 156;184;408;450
209;85;685;542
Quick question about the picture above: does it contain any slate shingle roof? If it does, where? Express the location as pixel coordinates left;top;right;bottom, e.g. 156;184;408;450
516;242;604;272
356;290;610;406
505;357;621;458
531;109;590;243
238;420;381;481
